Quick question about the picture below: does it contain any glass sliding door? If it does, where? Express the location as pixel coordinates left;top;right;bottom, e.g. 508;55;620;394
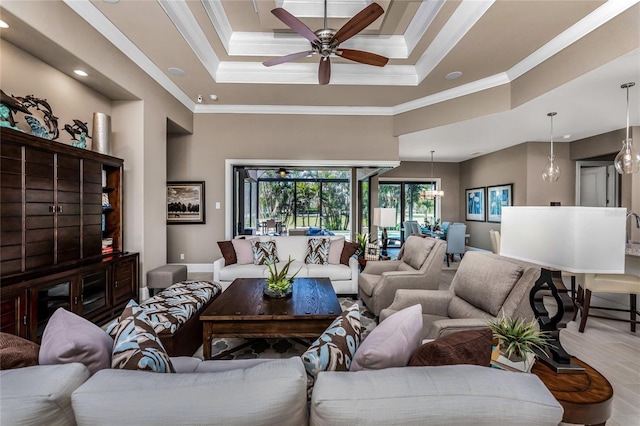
379;181;440;245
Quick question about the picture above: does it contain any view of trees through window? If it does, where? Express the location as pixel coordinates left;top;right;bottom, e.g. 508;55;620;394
256;169;351;233
378;182;439;245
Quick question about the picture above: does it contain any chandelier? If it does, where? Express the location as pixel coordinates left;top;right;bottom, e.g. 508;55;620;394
420;151;444;199
614;82;639;174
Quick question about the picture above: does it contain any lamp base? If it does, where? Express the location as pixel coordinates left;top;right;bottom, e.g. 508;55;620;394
381;227;389;257
534;347;585;374
530;268;584;374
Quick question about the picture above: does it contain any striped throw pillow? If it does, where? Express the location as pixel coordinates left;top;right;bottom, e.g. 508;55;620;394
305;237;330;265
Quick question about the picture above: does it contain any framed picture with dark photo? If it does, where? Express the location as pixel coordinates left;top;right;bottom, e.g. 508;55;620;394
487;184;512;223
465;187;486;222
167;181;205;224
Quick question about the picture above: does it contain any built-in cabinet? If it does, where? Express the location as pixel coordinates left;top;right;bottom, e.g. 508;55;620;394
0;127;138;342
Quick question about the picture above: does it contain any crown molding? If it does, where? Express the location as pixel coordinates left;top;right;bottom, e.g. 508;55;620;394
194;103;392;116
415;0;494;82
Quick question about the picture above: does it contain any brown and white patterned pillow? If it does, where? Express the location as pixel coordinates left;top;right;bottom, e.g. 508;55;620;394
253;240;279;265
111;301;175;373
305;237;330;265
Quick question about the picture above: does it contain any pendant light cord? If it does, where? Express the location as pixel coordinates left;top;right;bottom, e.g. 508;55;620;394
626;84;630;142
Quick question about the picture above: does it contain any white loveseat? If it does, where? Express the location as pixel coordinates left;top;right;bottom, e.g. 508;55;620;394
213;235;359;295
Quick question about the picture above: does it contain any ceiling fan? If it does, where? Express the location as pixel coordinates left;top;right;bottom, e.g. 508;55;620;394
263;1;389;85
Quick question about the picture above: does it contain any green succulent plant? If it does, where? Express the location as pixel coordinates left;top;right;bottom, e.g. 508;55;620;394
488;317;551;361
266;256;301;291
355;233;376;258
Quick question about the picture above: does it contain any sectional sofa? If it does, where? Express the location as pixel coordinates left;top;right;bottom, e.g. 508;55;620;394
1;357;564;425
213;235;359;295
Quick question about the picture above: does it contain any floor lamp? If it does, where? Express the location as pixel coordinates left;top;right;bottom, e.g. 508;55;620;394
500;206;626;373
374;207;396;257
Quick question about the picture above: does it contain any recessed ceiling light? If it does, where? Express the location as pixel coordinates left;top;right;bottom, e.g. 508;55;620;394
168;67;185;77
74;70;88;77
470;151;482;156
562;134;571;139
0;20;9;29
445;71;462;80
103;0;120;3
209;94;218;101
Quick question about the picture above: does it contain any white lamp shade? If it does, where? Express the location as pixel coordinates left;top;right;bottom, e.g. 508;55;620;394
373;207;396;228
500;206;626;274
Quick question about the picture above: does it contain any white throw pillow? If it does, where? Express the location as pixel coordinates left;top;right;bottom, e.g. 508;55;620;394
328;237;345;265
232;238;255;265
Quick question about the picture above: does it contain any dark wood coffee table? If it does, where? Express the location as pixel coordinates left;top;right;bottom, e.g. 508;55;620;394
200;277;341;360
531;357;613;425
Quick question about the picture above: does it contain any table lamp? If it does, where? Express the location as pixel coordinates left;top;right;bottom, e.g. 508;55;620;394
374;207;396;257
500;206;626;373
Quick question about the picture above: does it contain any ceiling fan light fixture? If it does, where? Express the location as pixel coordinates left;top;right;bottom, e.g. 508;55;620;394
542;112;561;182
614;82;640;174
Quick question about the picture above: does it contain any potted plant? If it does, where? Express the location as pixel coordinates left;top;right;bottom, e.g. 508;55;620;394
264;256;301;298
488;317;551;371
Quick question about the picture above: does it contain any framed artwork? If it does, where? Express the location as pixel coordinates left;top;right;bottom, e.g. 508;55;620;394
167;181;206;224
465;187;486;222
487;184;513;223
364;243;380;260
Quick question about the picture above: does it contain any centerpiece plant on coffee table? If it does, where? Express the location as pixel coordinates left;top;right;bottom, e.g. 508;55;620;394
265;256;301;298
488;317;551;367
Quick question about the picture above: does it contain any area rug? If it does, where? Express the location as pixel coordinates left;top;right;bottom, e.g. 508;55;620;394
193;297;377;360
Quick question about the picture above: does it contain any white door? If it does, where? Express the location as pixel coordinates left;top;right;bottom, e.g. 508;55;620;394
580;166;607;207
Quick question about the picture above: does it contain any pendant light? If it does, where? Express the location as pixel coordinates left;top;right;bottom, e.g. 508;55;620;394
277;168;288;178
420;151;444;199
614;82;640;174
542;112;561;182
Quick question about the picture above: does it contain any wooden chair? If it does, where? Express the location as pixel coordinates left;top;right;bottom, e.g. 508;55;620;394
576;273;640;332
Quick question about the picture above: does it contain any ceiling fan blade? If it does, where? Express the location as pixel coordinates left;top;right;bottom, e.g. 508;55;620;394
336;48;389;67
263;50;314;67
319;57;331;85
271;8;319;44
331;3;384;45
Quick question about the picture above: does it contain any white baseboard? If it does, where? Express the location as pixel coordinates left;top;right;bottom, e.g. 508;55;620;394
465;246;491;252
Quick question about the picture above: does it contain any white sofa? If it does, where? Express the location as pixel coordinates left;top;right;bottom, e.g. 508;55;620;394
0;358;564;426
214;235;359;295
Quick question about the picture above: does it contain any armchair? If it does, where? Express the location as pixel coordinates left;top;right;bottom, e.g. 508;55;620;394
358;236;446;316
380;252;539;339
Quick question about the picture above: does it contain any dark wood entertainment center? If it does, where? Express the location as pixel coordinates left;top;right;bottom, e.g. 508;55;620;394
1;127;139;342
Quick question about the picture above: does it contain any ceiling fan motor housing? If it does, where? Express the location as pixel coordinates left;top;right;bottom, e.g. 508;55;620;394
315;28;338;57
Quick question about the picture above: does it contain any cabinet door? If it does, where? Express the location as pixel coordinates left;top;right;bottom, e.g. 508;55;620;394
0;141;24;276
24;147;55;270
112;257;138;305
0;289;29;338
82;160;103;258
56;154;81;264
79;266;109;318
30;276;76;341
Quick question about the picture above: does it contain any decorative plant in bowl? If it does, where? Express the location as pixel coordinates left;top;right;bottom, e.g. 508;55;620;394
264;256;301;298
488;317;551;371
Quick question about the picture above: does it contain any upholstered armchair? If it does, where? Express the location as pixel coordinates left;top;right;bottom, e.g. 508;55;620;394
358;236;447;316
379;251;540;339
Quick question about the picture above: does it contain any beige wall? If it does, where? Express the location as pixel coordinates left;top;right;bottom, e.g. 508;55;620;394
525;142;575;207
166;113;398;263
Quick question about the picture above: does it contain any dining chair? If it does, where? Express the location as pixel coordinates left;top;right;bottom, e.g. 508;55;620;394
445;223;466;267
576;273;640;333
489;229;500;254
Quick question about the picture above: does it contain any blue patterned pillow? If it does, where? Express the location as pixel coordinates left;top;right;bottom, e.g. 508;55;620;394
302;304;361;377
305;237;330;265
253;240;279;265
111;300;175;373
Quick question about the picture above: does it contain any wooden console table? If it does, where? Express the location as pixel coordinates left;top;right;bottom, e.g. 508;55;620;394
531;357;613;426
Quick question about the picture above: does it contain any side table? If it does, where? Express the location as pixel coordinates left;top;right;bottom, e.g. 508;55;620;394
531;357;613;426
